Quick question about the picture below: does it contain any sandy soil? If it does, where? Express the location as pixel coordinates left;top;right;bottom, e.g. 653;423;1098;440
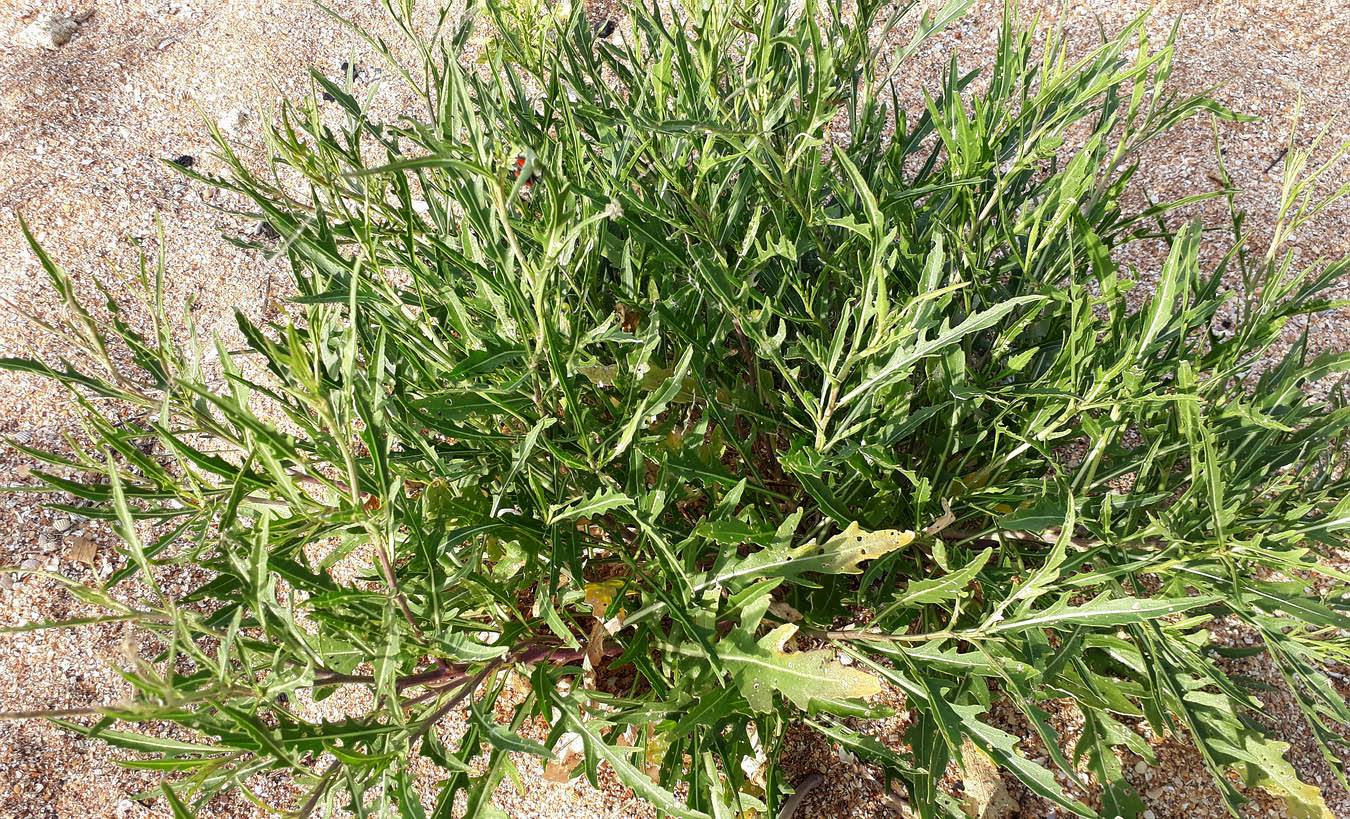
0;0;1348;817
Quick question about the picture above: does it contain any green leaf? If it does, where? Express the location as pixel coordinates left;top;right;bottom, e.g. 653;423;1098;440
546;489;633;525
990;593;1222;634
892;548;991;606
551;693;708;819
468;699;555;761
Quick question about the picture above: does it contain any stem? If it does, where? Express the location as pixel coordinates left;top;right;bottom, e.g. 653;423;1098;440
411;665;496;743
311;642;622;691
815;627;964;644
297;759;342;819
376;543;424;642
0;706;107;719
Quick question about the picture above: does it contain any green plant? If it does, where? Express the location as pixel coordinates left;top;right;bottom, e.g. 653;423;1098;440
6;0;1350;816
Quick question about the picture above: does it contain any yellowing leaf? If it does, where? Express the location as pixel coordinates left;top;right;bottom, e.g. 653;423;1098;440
68;535;98;566
726;621;881;712
808;522;914;574
577;364;619;387
644;723;673;777
584;578;625;617
1235;735;1333;819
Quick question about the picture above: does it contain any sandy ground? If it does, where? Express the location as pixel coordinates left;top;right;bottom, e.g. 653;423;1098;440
1;0;1349;817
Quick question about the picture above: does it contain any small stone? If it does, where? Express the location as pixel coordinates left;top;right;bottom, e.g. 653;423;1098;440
14;12;79;50
218;106;251;138
171;154;195;168
594;19;616;39
254;221;280;240
1133;760;1148;775
20;558;40;572
0;574;12;591
1142;811;1156;819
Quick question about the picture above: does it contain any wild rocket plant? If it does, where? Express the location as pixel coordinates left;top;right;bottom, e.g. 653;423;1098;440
5;1;1350;816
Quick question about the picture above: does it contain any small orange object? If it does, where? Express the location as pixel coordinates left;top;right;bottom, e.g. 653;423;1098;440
510;155;538;193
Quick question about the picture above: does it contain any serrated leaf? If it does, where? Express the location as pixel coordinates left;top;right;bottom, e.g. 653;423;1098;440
992;593;1222;634
546;489;633;525
624;523;911;631
893;548;991;606
467;699;555;761
551;693;708;819
808;522;916;574
728;624;882;712
720;597;881;713
1233;733;1333;819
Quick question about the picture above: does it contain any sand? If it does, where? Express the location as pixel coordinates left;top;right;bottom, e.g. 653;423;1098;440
0;0;1348;817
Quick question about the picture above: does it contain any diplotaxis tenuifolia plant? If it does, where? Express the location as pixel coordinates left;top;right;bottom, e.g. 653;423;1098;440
4;0;1350;816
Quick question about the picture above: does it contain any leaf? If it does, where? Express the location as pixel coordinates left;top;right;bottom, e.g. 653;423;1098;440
68;535;99;566
54;721;221;756
550;693;708;819
1232;733;1333;819
956;703;1093;817
546;489;633;525
1173;663;1333;816
710;522;913;586
583;578;626;617
467;699;555;761
1135;219;1198;362
958;738;1018;819
609;345;693;462
807;523;916;574
494;416;555;515
433;632;509;662
721;597;880;713
893;548;991;606
1074;710;1146;819
161;783;195;819
837;295;1044;409
990;593;1222;634
624;523;912;630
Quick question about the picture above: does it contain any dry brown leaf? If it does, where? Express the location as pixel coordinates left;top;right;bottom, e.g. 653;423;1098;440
959;738;1018;819
69;535;97;566
543;751;581;783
